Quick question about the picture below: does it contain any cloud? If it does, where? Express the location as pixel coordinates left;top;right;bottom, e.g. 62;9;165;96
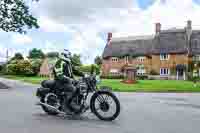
12;34;32;44
30;0;200;64
38;16;75;33
42;40;63;53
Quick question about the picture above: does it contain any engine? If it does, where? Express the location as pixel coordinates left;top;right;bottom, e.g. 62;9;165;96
78;81;88;94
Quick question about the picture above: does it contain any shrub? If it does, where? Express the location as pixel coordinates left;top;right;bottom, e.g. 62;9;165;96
136;75;148;80
77;64;100;75
100;75;124;79
7;60;34;76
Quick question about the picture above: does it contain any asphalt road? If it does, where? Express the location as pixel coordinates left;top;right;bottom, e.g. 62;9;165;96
1;78;200;133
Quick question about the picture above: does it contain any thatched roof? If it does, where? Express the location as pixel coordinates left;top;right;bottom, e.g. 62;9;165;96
103;35;154;58
102;29;200;58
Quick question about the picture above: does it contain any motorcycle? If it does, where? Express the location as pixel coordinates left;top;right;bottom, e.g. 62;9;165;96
36;74;120;121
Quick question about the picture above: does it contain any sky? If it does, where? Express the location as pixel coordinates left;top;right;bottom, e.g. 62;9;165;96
1;0;200;64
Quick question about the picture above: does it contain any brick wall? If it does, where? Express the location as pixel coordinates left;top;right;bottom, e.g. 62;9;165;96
102;54;189;76
102;56;152;76
151;54;189;75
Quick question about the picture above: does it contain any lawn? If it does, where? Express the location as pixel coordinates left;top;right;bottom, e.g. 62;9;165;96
100;79;200;92
1;75;200;92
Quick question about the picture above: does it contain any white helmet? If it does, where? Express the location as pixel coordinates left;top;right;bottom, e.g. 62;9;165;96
59;49;71;62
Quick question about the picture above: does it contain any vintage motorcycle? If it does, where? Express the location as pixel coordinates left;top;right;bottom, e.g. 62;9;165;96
36;74;120;121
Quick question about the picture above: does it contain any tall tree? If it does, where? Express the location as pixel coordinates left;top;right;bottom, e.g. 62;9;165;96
0;0;39;33
28;48;44;59
71;54;82;66
94;56;102;66
11;52;24;60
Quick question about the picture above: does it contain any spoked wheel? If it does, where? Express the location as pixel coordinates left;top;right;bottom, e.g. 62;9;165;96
90;91;120;121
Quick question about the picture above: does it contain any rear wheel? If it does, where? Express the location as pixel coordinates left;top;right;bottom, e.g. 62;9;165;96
90;91;120;121
40;96;59;116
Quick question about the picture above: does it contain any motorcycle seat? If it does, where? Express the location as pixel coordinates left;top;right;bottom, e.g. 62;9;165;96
41;80;56;88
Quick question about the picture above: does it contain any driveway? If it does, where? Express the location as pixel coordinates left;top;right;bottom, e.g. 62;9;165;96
1;77;200;133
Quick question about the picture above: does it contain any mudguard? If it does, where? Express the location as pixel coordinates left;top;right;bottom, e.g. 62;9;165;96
98;86;112;92
36;87;50;98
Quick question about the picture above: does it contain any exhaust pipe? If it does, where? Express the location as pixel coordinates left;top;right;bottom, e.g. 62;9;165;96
36;101;66;115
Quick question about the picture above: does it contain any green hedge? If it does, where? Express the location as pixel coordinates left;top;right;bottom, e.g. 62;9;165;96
136;75;148;80
100;75;124;79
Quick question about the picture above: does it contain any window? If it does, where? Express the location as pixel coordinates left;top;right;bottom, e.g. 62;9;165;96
110;69;119;76
137;64;146;75
192;55;200;61
160;53;169;60
193;39;199;48
125;56;129;63
111;57;119;62
137;56;145;62
160;68;170;75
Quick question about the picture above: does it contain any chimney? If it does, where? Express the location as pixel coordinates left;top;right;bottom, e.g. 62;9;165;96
107;32;112;45
186;20;192;54
155;23;161;35
187;20;192;30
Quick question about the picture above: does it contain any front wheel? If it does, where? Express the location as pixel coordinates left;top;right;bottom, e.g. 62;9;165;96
90;91;120;121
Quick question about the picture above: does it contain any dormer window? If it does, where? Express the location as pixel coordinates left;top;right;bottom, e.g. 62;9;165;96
137;56;145;62
193;39;199;48
111;57;119;62
125;56;129;63
160;53;169;60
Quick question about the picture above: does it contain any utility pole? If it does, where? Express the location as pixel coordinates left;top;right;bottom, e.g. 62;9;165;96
6;49;9;63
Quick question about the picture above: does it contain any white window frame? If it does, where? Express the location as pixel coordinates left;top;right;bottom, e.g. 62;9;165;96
136;64;146;75
137;56;145;62
160;68;170;76
125;56;129;63
110;69;119;76
160;53;169;60
192;55;200;61
111;57;119;62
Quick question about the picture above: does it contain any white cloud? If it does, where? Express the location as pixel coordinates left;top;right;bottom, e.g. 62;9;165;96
31;0;200;64
12;34;32;44
38;16;75;33
42;40;63;53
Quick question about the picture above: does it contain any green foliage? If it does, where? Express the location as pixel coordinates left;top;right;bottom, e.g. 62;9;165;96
11;53;24;60
94;56;102;66
46;52;59;58
136;75;148;80
100;75;124;79
71;54;82;66
30;59;42;75
0;0;39;33
7;60;34;76
28;48;45;59
77;64;100;75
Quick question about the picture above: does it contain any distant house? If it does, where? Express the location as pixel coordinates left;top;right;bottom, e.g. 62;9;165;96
39;57;58;77
102;20;200;80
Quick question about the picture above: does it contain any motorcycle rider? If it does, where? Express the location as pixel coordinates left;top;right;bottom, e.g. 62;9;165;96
53;49;85;113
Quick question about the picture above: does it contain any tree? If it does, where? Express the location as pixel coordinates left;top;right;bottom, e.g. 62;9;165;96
94;56;102;66
0;0;39;33
71;54;82;66
11;52;24;60
46;52;59;58
28;48;45;59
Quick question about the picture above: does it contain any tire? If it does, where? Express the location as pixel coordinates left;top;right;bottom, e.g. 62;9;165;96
90;91;120;121
40;98;59;115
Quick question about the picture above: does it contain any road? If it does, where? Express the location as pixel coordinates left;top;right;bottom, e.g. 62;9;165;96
1;77;200;133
